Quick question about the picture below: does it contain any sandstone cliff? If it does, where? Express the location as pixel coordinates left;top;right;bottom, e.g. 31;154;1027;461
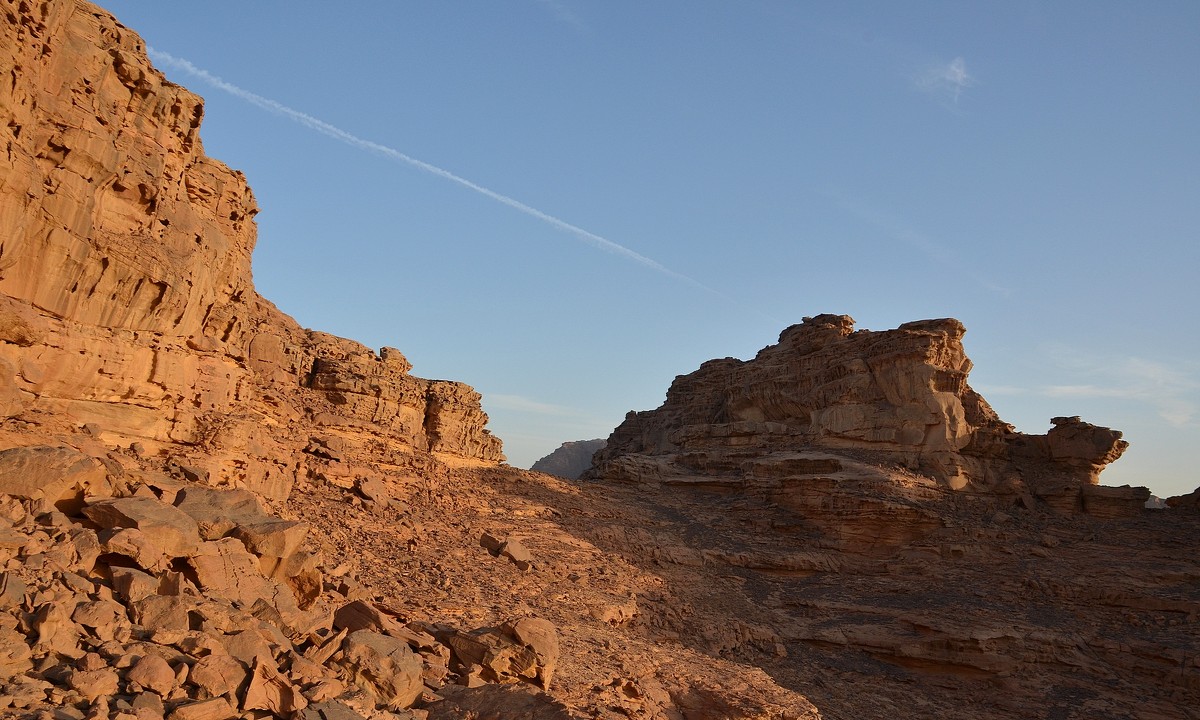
0;0;502;503
0;5;817;717
592;314;1138;515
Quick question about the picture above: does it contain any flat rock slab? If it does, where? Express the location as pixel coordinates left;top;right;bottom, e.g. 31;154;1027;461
84;497;201;558
0;445;108;513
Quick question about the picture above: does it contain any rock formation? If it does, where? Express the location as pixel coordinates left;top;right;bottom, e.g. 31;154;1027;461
572;315;1198;718
530;439;606;479
0;0;502;504
2;3;1199;720
592;314;1138;514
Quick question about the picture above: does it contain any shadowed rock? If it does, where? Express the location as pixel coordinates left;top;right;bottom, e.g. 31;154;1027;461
530;439;607;479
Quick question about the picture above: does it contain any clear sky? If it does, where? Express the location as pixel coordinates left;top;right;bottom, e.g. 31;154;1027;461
100;1;1199;497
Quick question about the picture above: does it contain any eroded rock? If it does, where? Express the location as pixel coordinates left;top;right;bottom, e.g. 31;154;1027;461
591;315;1134;512
338;630;424;710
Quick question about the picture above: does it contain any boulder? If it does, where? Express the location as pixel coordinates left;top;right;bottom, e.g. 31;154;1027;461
129;595;194;635
167;698;238;720
0;572;26;610
0;625;33;678
332;600;438;651
243;657;307;715
339;630;424;709
188;653;250;699
445;618;559;690
67;667;120;702
83;497;201;558
186;538;276;607
229;519;308;560
0;446;109;514
173;486;266;540
126;654;176;696
505;617;559;690
501;538;534;572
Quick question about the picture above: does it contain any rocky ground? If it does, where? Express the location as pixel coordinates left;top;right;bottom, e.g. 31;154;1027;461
2;432;1198;719
0;427;823;720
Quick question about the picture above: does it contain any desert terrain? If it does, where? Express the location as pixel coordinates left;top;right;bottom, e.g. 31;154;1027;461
0;2;1197;719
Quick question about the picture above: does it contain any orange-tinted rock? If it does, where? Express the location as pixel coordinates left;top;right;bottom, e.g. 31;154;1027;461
126;654;176;696
339;630;424;709
84;497;201;558
592;315;1133;512
0;0;502;502
189;654;249;700
0;446;109;514
242;657;307;715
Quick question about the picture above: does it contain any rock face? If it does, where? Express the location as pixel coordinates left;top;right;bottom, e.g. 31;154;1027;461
592;314;1131;513
0;0;502;502
530;439;606;479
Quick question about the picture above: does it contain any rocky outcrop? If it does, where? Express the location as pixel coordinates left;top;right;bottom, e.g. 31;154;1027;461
0;0;502;503
530;439;606;479
567;314;1199;717
591;314;1133;515
1167;485;1200;512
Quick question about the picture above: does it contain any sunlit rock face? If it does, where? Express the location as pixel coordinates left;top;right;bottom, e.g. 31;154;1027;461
0;0;502;500
592;314;1129;512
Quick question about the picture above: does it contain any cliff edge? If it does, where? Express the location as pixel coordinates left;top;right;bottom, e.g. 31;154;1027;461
0;0;503;502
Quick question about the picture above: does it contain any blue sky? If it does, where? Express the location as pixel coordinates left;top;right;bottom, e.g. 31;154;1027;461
101;1;1199;497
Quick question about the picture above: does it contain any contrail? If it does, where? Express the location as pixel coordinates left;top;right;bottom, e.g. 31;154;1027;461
147;47;713;292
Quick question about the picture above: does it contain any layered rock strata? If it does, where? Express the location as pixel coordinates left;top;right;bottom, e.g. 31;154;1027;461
0;0;502;503
592;314;1136;514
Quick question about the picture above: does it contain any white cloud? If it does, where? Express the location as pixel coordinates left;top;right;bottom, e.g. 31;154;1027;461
916;56;975;105
1003;353;1198;428
974;350;1190;424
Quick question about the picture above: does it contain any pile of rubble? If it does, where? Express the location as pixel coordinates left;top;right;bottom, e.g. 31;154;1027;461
0;445;559;720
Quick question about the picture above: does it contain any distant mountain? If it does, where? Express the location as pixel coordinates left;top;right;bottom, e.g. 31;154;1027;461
530;439;607;479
